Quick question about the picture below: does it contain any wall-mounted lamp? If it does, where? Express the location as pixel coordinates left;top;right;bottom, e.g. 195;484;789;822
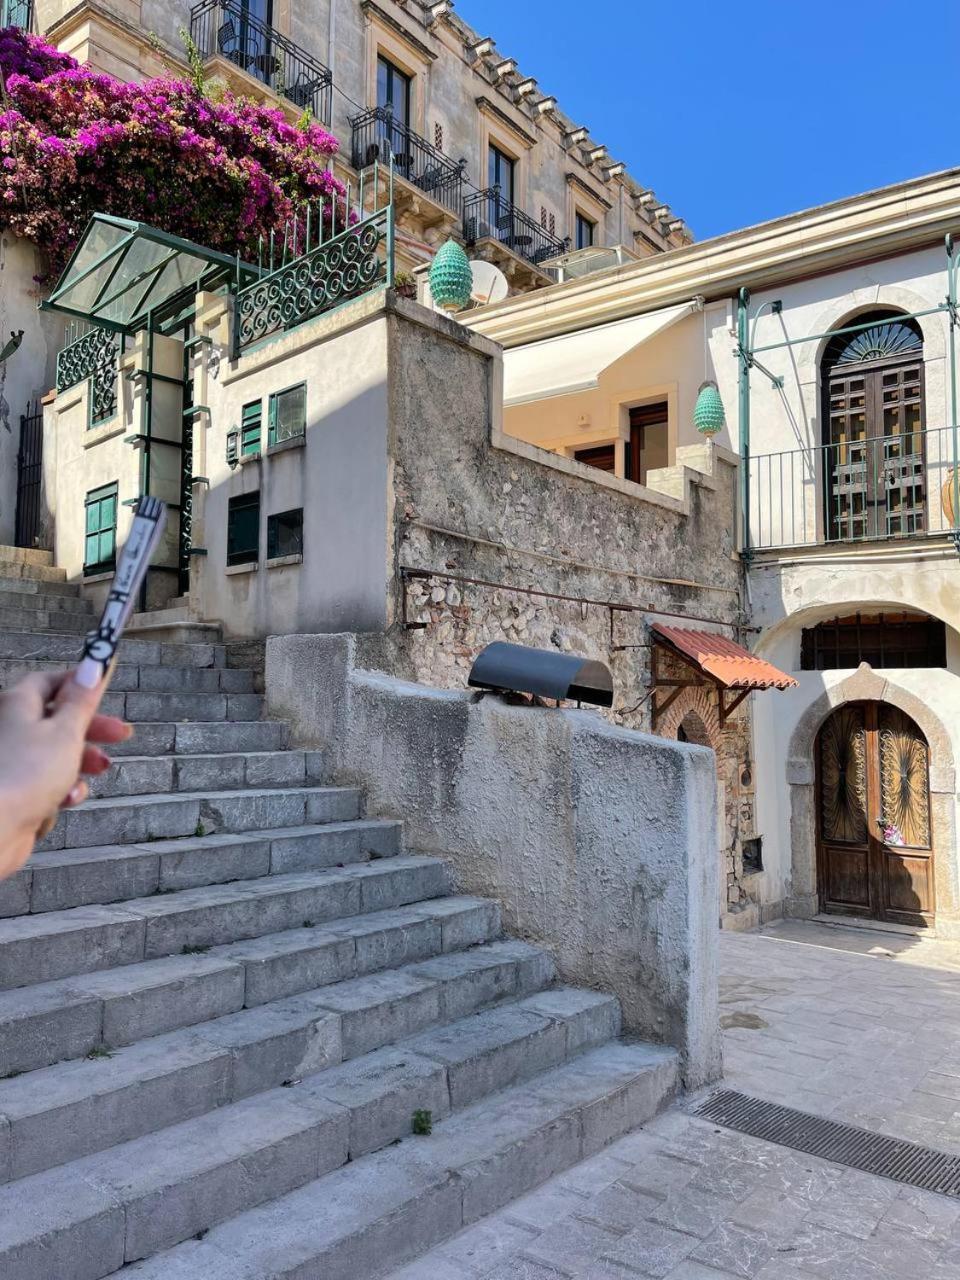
0;330;23;363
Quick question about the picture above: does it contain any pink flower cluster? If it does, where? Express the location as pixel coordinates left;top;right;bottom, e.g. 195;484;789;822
0;27;347;279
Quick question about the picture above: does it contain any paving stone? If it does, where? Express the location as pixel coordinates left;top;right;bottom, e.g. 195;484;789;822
599;1220;698;1277
690;1222;778;1278
574;1180;662;1233
523;1216;624;1272
435;1217;539;1273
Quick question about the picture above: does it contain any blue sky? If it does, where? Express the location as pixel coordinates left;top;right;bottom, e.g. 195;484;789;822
455;0;959;241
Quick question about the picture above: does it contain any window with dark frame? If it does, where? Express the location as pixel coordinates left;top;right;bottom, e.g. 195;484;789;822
227;491;260;566
376;55;411;127
241;399;262;456
83;482;118;576
268;383;307;447
575;212;596;251
573;444;616;473
800;612;947;671
488;143;516;204
626;400;669;485
267;508;304;560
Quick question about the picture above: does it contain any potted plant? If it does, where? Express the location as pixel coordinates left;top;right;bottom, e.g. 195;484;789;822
394;271;418;301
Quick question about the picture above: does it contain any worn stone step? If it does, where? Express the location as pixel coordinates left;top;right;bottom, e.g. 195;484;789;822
0;940;550;1183
0;658;255;695
110;720;289;759
0;545;55;568
98;689;263;723
0;898;499;1077
100;1041;677;1280
0;857;447;989
0;575;80;598
0;605;91;634
0;587;92;615
0;819;402;919
88;750;325;799
0;560;66;584
36;783;357;853
0;630;227;668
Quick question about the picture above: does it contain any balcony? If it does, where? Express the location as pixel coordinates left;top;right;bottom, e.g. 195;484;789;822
2;0;33;28
189;0;332;124
748;426;960;551
350;107;465;219
463;188;568;274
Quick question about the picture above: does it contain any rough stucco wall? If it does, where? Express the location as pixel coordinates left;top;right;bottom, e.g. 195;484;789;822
265;631;722;1089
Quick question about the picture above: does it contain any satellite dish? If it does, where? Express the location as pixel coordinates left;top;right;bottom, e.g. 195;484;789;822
469;260;509;306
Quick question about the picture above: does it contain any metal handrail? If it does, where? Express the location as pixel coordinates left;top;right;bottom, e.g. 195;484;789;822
350;107;465;216
463;187;568;268
748;424;960;550
189;0;333;123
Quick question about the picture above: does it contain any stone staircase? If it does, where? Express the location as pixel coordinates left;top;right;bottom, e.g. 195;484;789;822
0;548;679;1280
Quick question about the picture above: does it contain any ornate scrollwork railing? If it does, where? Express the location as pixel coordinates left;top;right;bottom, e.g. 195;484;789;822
56;326;123;425
235;206;391;353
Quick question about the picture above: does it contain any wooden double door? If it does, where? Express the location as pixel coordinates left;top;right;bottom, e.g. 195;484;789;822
816;702;935;926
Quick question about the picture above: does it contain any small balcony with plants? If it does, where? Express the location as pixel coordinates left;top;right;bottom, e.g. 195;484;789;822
350;106;465;235
189;0;333;123
463;187;568;287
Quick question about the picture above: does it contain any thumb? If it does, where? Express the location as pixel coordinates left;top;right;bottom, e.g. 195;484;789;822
51;668;106;734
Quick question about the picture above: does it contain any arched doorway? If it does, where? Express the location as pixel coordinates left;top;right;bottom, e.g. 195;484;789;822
816;701;934;925
821;310;925;541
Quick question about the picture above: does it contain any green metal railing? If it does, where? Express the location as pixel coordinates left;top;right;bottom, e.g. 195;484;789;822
56;323;124;426
748;425;959;550
737;236;960;559
234;164;395;355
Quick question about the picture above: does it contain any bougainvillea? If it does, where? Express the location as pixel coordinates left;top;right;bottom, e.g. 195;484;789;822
0;27;347;279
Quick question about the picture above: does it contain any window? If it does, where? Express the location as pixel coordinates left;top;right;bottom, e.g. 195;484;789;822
241;399;262;456
434;121;443;151
267;508;304;560
800;612;946;671
626;401;669;485
227;491;260;566
268;383;307;446
488;144;515;204
377;55;411;128
573;444;616;473
575;213;596;251
84;483;118;576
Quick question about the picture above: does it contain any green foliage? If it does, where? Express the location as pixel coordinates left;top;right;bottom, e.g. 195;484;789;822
412;1109;433;1136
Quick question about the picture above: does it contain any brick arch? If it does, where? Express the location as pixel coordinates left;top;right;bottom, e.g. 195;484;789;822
657;686;722;751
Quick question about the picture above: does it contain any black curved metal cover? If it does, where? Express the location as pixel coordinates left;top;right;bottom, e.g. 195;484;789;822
468;641;613;707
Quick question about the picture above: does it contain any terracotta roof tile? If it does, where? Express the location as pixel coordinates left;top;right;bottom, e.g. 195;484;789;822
652;624;798;691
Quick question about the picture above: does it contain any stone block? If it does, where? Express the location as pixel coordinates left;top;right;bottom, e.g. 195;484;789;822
0;905;145;989
0;868;30;918
61;795;200;850
405;1006;566;1108
137;666;222;693
299;1045;450;1157
309;970;441;1059
174;754;246;793
197;789;308;835
305;787;363;824
0;1166;125;1280
348;856;451;914
304;750;327;783
226;694;264;721
126;693;227;722
160;642;221;668
407;945;523;1021
244;752;306;788
218;667;256;693
156;833;272;892
517;988;622;1054
114;722;177;756
357;819;403;858
216;928;356;1007
174;721;286;754
418;897;501;952
326;908;441;975
269;823;364;874
0;983;102;1077
29;846;159;913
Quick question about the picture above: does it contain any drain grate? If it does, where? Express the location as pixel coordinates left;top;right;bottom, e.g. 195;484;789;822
696;1089;960;1199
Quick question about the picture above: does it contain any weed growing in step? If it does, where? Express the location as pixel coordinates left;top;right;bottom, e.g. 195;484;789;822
182;943;210;955
86;1044;113;1060
412;1109;433;1136
302;919;315;929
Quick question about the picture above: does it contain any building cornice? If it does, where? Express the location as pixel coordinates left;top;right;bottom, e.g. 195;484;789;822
566;173;612;211
467;167;960;347
360;0;439;61
475;95;538;149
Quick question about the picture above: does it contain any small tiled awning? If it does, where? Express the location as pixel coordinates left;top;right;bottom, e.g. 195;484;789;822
652;624;798;691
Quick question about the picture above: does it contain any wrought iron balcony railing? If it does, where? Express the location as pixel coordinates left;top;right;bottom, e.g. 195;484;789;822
189;0;333;124
56;324;124;427
350;107;465;217
1;0;33;29
748;425;960;550
463;187;568;268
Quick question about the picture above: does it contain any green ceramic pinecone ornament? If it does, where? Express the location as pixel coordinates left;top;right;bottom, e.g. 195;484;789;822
694;382;726;437
428;239;473;311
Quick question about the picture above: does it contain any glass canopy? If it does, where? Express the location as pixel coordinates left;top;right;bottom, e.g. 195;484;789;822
43;214;258;334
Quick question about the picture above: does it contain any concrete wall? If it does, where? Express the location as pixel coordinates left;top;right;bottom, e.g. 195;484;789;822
265;631;722;1089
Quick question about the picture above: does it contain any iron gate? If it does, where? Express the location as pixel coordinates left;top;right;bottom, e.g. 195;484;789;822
15;401;42;549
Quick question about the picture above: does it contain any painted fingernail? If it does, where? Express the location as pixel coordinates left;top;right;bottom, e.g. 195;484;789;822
74;658;102;690
65;783;85;807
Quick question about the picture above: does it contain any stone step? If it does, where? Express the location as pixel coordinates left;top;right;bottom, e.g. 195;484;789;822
0;630;227;667
0;575;80;598
0;898;499;1076
0;856;448;990
111;719;289;758
0;545;55;567
1;819;403;919
0;941;555;1183
88;750;325;799
126;620;224;645
98;689;263;723
0;561;67;583
96;1041;677;1280
0;587;92;615
37;784;361;852
0;658;255;695
0;605;91;634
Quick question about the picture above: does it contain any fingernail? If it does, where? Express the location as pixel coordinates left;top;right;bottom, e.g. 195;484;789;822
65;783;85;807
74;658;103;690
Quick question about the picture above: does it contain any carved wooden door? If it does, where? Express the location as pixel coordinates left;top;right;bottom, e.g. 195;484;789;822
816;702;934;925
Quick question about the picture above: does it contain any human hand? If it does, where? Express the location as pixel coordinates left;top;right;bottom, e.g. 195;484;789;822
0;671;132;879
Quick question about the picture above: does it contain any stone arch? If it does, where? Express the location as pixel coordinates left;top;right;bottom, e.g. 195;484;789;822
657;686;722;750
797;287;947;376
784;663;959;927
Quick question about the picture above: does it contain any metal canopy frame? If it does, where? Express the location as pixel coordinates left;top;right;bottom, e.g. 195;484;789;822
736;234;960;561
41;214;258;335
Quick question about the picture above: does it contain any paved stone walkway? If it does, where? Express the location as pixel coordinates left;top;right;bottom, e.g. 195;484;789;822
387;920;960;1279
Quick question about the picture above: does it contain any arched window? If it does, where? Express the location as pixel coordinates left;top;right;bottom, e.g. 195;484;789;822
821;310;925;542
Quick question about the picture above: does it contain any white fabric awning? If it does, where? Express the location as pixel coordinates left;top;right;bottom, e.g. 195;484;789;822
502;300;698;407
